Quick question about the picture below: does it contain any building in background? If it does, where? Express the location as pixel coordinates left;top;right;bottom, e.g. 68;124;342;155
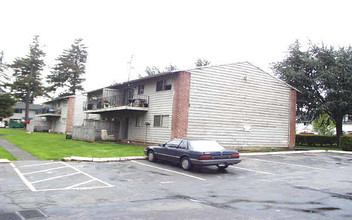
79;62;297;149
35;94;86;134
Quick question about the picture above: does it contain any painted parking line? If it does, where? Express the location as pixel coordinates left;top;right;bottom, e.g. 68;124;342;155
131;160;206;181
231;166;275;175
20;162;60;168
329;155;352;160
10;162;113;192
31;172;81;184
23;166;68;175
250;158;327;171
10;163;36;191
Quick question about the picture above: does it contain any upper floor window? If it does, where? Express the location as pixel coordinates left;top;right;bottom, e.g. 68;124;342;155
138;84;144;94
156;80;171;91
14;109;22;113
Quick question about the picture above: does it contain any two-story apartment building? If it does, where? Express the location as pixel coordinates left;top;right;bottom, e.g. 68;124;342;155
36;94;86;134
82;62;297;149
1;102;42;125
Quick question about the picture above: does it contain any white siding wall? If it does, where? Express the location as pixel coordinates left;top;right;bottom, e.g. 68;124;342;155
49;99;68;133
128;76;175;143
188;62;292;149
73;94;86;126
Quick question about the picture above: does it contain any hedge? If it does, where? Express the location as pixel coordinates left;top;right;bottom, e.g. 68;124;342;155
296;134;337;147
340;136;352;151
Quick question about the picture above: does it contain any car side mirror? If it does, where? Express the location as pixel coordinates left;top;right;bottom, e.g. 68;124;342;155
160;143;165;147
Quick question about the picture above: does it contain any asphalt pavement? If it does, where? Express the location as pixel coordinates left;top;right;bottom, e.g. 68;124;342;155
0;151;351;220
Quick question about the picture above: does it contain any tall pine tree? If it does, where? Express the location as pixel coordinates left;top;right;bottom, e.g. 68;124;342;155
10;36;46;125
47;39;87;96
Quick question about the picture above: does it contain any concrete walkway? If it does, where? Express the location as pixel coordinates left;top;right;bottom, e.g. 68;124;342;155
0;137;38;160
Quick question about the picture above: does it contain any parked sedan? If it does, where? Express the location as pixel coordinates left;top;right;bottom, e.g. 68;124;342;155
144;138;241;170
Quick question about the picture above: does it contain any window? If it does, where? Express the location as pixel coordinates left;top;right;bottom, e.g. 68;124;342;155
156;80;163;91
179;140;188;149
14;109;22;113
156;80;171;91
138;84;144;94
154;115;169;127
135;116;140;127
165;139;182;148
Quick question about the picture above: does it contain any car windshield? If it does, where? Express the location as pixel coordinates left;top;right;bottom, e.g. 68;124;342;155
189;140;225;152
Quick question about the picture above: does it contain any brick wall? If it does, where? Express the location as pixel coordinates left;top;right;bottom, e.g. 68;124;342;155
171;71;191;139
289;89;297;149
66;97;76;134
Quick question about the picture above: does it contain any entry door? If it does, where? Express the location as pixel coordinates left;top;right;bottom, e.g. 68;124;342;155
124;89;134;105
122;118;129;139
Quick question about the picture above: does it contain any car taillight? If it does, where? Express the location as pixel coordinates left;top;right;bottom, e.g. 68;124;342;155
231;153;239;158
199;154;212;160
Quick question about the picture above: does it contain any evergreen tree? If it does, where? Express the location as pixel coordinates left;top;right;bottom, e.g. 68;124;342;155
0;93;16;118
10;36;46;125
47;38;87;96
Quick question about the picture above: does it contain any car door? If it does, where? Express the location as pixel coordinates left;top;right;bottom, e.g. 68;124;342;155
159;139;182;163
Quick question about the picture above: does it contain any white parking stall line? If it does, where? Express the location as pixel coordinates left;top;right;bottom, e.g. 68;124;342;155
10;163;37;192
61;162;114;187
329;155;352;160
34;185;113;192
20;162;61;168
231;166;276;175
65;179;95;189
11;162;114;191
250;158;327;171
31;172;81;184
131;160;206;181
23;166;68;175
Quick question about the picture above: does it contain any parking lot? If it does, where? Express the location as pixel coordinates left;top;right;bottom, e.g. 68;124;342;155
0;151;351;219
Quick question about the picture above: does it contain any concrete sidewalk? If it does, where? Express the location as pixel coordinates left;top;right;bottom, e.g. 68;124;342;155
0;136;38;160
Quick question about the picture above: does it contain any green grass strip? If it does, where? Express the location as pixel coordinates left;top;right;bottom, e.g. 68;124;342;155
0;129;145;160
0;145;17;160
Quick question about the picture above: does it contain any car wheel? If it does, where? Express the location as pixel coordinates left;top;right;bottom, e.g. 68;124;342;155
217;164;229;169
181;157;192;171
147;150;156;162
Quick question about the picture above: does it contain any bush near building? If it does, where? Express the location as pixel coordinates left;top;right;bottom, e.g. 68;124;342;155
296;134;337;147
340;136;352;151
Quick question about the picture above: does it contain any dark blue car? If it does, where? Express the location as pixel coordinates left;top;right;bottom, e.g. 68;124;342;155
144;138;241;170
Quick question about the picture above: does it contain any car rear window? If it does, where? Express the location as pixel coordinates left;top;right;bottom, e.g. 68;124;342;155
189;140;225;152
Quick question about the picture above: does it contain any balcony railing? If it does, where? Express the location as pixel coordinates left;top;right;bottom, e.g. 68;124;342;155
38;107;61;116
84;94;149;111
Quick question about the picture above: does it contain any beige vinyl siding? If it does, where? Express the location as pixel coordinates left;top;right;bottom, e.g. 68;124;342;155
73;94;86;127
188;62;291;149
128;76;174;143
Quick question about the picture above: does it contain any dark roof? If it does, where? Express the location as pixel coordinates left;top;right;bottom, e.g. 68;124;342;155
13;102;43;110
43;95;73;104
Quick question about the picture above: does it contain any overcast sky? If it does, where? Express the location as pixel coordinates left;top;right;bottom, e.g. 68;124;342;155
1;0;352;100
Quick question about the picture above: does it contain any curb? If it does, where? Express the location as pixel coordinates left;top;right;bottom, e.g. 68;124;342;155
0;159;11;163
240;150;326;156
62;156;146;162
327;150;352;154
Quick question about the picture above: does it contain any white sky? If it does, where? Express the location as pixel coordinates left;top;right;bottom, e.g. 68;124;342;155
1;0;352;101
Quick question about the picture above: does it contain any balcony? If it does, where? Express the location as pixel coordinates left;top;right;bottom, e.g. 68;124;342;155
38;107;61;117
84;94;149;113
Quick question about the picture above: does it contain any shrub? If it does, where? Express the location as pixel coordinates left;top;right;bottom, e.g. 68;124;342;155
340;136;352;151
296;134;337;147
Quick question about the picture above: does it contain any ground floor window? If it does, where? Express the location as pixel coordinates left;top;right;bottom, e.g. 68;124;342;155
154;115;169;127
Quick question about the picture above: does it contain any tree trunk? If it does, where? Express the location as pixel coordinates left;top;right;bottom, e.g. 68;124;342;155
25;66;33;128
336;117;343;147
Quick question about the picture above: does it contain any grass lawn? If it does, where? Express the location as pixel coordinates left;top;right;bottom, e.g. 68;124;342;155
0;146;17;160
295;146;342;151
0;129;145;160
